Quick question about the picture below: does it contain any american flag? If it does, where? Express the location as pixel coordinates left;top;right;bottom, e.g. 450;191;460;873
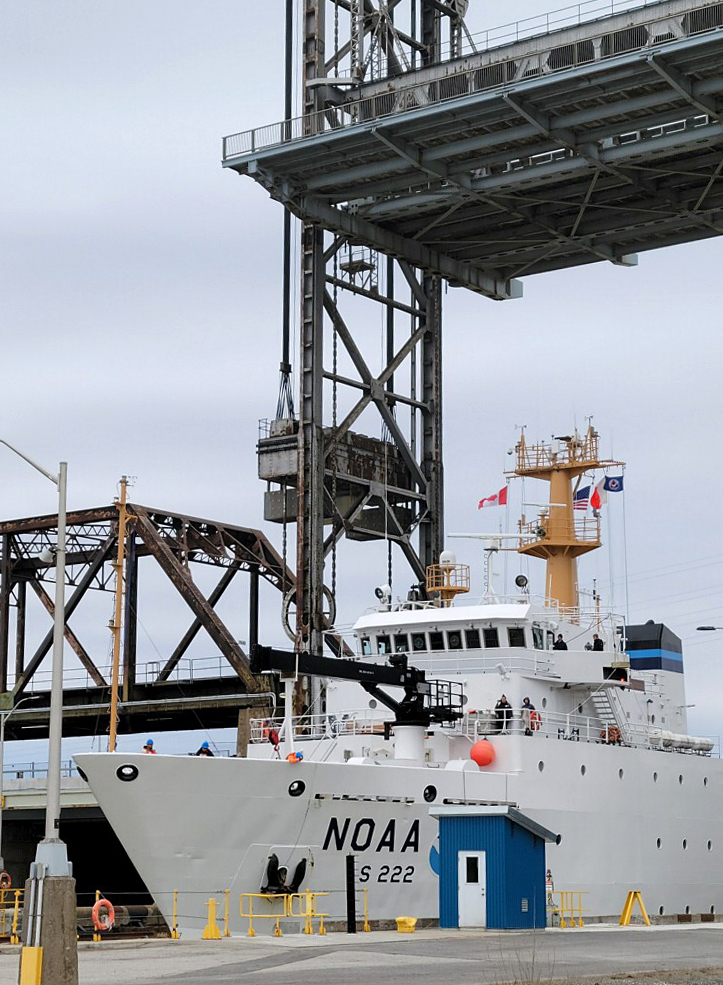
573;485;591;511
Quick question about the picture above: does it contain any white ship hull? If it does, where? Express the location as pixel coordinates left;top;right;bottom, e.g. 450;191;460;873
76;732;723;936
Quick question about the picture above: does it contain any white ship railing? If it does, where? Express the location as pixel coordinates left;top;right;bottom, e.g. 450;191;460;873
463;709;719;755
250;710;390;745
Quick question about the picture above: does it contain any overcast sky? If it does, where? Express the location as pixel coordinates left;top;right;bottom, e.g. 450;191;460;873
1;0;722;759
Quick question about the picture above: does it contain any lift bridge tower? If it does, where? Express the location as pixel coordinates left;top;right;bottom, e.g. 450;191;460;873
224;0;723;657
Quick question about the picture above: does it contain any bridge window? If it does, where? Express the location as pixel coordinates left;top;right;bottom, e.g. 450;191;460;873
508;627;526;648
483;628;499;648
447;630;462;650
393;634;409;653
361;637;372;656
546;631;555;649
532;626;544;650
429;631;445;651
465;629;481;649
411;633;426;652
377;635;391;655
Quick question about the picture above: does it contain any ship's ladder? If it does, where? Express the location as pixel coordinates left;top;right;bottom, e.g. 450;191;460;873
590;688;626;742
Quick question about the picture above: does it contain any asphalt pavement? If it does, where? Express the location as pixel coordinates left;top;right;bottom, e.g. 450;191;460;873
1;924;722;984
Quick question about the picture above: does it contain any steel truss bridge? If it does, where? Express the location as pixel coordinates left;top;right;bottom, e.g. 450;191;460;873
0;504;294;739
221;0;723;667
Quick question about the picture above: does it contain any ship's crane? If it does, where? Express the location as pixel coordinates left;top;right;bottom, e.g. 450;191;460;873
250;645;464;730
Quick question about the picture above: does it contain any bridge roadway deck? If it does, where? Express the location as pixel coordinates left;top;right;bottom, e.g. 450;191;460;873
224;0;723;300
0;923;720;985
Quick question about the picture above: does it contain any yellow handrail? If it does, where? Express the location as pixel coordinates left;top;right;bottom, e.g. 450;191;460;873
549;890;585;927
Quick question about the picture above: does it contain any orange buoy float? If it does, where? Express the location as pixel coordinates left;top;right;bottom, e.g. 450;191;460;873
286;751;304;764
92;898;115;932
470;739;495;767
530;710;541;731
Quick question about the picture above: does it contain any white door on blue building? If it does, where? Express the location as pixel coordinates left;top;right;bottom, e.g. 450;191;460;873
457;851;486;927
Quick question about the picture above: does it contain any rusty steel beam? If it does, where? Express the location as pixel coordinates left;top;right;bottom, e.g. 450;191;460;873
0;533;11;693
131;510;258;691
156;564;240;682
15;580;26;680
14;534;115;696
28;579;108;688
122;532;138;702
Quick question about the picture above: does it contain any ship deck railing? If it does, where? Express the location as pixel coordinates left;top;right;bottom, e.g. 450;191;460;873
222;0;723;159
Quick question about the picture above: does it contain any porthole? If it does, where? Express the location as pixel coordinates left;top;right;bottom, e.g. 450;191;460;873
288;780;306;797
656;838;661;849
679;774;684;785
685;905;690;914
683;839;687;850
542;698;547;709
423;785;437;803
651;714;655;724
538;761;545;773
580;765;586;776
653;772;658;782
77;767;88;783
116;764;139;782
704;777;709;787
578;704;583;715
711;906;716;914
659;905;665;916
708;841;713;851
368;699;378;709
618;768;624;779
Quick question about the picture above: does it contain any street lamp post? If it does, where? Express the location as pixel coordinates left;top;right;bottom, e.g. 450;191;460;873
0;440;77;984
0;440;70;875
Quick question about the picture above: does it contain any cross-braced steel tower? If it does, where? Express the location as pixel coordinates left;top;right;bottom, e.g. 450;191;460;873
252;2;474;658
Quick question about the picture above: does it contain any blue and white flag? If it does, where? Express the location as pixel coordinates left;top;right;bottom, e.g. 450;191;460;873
603;475;624;493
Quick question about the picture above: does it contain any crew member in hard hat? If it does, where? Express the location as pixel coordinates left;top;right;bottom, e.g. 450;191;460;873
195;741;214;757
143;738;156;754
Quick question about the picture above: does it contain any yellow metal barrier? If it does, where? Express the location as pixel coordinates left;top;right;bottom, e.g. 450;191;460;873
240;891;330;938
363;888;370;932
620;891;650;926
0;888;23;943
224;889;231;937
549;890;585;927
170;890;180;939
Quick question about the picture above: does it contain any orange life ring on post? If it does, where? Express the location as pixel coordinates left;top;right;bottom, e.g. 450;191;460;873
92;898;115;932
600;725;621;744
530;710;541;731
0;871;11;890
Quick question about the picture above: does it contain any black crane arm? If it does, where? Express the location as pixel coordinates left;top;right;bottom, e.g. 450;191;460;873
250;645;463;727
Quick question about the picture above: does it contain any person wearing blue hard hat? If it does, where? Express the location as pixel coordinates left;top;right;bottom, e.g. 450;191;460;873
195;740;214;757
143;738;156;754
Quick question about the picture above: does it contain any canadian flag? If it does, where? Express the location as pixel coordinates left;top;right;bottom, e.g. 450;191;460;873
478;486;508;509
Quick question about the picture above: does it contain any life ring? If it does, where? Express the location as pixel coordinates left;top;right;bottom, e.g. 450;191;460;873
600;725;621;744
92;898;115;932
530;710;541;731
0;871;11;890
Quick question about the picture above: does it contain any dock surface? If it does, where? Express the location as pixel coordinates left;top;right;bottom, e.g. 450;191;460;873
0;923;722;984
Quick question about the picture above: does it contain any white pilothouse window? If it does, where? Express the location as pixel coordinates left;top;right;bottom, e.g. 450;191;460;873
377;635;392;655
394;634;409;652
429;631;445;651
361;637;372;655
465;629;481;649
483;628;500;648
532;626;544;649
412;633;426;652
447;630;462;650
508;627;526;648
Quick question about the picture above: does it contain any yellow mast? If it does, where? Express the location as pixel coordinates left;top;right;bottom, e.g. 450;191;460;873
109;478;129;753
511;424;622;613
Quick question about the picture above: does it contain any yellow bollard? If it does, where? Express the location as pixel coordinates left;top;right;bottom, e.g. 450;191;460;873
303;888;313;935
224;889;231;937
363;888;370;932
202;898;222;940
11;890;22;944
170;890;180;939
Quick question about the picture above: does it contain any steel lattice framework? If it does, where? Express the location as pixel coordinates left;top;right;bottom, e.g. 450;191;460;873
222;0;723;664
0;504;295;738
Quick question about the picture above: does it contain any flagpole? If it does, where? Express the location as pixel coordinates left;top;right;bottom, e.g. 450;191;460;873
621;469;630;623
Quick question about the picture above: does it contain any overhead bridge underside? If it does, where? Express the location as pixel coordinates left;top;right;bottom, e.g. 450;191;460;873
224;0;723;297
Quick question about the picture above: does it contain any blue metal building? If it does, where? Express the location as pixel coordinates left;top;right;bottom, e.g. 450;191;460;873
431;806;558;930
